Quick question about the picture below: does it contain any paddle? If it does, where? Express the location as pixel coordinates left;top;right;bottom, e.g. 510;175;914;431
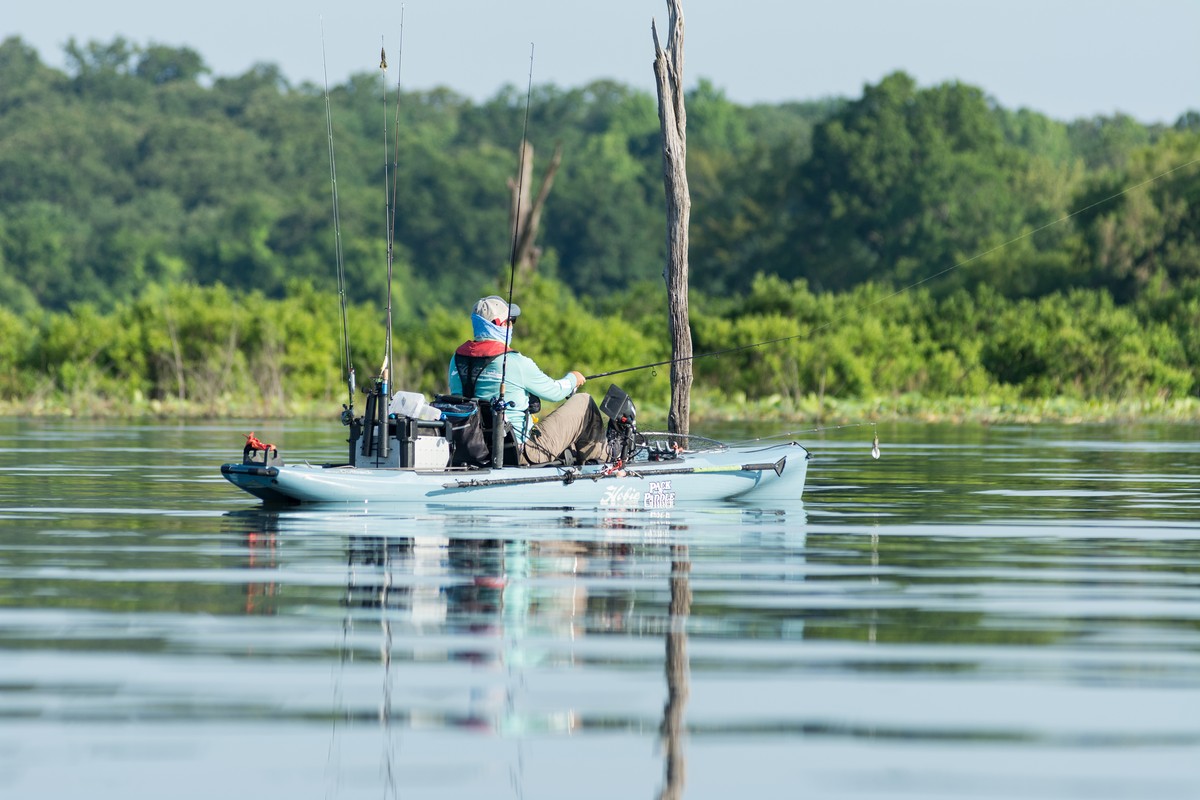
444;457;786;490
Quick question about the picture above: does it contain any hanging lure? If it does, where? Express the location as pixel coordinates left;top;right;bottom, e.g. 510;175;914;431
871;428;881;460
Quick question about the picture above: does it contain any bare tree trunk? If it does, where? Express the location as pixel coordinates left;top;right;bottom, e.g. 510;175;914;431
163;308;187;401
652;0;692;436
508;140;563;278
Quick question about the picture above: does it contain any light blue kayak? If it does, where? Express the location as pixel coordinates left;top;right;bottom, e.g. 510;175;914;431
221;440;808;508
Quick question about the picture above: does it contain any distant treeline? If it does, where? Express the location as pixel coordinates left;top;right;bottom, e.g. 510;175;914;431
0;36;1198;415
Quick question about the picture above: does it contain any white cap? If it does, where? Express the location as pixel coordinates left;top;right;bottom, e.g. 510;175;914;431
473;295;520;322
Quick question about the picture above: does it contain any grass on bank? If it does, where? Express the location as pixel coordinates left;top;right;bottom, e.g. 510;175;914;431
4;390;1199;426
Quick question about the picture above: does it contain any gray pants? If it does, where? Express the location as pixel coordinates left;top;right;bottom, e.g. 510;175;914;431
521;393;607;465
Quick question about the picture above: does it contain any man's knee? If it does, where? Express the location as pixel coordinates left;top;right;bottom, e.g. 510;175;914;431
562;393;593;413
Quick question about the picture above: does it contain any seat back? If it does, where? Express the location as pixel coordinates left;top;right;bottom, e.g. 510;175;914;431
475;399;520;466
433;395;519;467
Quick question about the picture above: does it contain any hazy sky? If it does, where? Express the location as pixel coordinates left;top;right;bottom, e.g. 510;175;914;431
6;0;1198;123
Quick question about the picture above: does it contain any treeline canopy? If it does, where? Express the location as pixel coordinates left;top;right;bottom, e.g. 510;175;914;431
1;35;1198;318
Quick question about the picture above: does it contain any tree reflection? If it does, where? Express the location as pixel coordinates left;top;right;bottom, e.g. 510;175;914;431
659;543;690;800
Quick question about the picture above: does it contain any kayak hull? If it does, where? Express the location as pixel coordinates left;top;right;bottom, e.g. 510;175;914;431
221;442;809;508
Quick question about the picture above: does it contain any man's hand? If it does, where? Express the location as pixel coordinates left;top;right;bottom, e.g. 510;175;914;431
570;371;586;389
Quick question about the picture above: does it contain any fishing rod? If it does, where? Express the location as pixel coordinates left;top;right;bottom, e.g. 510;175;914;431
321;21;356;415
387;10;406;293
353;29;406;462
492;43;536;468
499;43;536;383
586;156;1200;383
378;36;396;406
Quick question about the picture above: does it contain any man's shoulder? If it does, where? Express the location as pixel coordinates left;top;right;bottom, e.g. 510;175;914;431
505;351;541;369
455;340;515;358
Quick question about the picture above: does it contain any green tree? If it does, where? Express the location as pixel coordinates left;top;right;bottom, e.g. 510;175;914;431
1074;131;1200;300
1067;113;1154;170
134;44;208;85
785;72;1052;295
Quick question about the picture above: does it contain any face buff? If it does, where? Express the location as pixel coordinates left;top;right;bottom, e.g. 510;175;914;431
472;313;514;346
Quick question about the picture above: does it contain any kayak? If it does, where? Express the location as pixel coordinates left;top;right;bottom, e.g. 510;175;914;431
221;440;808;508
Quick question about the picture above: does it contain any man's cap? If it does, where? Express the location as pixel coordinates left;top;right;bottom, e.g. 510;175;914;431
473;295;521;322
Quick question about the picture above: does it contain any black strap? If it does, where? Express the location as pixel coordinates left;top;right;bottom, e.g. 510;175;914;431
454;353;499;399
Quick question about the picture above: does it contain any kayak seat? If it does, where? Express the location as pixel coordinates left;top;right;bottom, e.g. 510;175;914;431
476;400;522;467
434;394;580;469
433;394;520;468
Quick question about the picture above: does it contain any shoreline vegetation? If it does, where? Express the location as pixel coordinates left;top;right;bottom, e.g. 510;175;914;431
4;394;1199;426
2;276;1199;428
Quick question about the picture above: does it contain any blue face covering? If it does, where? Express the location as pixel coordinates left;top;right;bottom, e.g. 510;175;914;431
472;313;514;346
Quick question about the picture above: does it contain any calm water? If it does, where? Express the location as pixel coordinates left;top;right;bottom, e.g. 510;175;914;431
1;418;1198;799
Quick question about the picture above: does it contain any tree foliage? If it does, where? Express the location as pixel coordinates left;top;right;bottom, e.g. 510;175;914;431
0;36;1198;414
3;275;1195;417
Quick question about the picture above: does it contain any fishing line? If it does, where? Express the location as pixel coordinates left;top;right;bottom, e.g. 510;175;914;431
586;157;1200;381
725;421;882;460
321;20;356;411
730;420;875;443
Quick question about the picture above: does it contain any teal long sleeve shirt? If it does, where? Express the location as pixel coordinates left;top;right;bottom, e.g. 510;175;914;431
448;350;576;443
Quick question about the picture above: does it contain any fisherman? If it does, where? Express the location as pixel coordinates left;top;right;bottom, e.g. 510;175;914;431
449;295;607;465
